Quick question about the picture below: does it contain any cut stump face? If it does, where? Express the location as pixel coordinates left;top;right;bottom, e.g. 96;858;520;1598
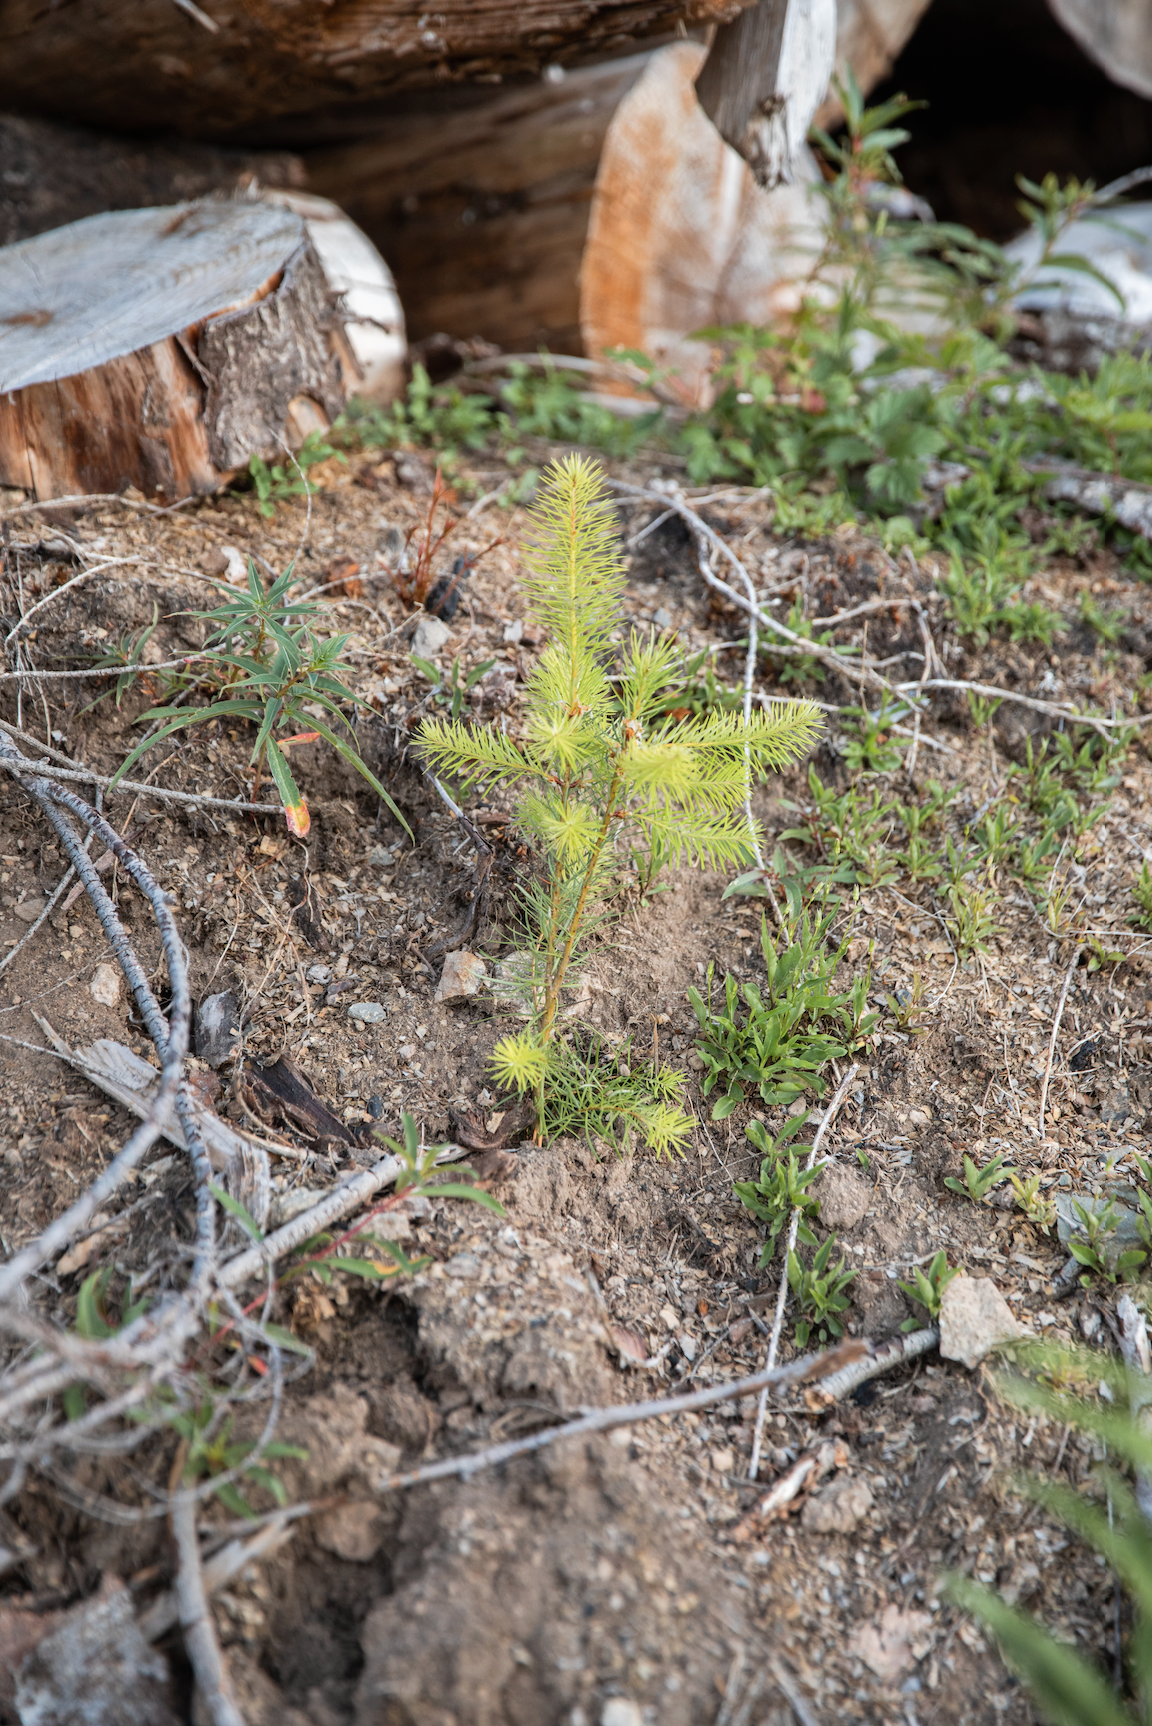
0;200;359;502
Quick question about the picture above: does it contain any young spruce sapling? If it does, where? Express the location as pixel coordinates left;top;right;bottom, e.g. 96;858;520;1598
419;455;821;1155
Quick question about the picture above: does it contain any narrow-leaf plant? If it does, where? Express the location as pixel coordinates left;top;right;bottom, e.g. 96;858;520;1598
419;454;821;1154
111;558;408;838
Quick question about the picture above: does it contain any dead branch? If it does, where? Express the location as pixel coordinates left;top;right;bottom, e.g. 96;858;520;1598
216;1142;471;1292
0;722;282;815
374;1325;935;1496
0;734;206;1299
609;482;1148;735
172;1492;246;1726
0;654;214;684
139;1504;319;1641
794;1323;939;1402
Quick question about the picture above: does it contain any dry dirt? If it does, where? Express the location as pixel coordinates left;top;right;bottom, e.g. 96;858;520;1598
1;441;1151;1726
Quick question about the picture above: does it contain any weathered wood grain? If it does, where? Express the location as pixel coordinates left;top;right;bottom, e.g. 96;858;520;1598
0;201;358;501
0;0;749;138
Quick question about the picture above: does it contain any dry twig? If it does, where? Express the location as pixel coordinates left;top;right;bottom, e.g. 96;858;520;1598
748;1063;859;1481
0;721;281;814
1038;944;1083;1141
172;1493;245;1726
374;1326;933;1497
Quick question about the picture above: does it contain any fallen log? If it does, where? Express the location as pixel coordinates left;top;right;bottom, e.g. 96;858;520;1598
0;199;360;501
0;0;745;139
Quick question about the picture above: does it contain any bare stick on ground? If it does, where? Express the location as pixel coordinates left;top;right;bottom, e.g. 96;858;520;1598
172;1493;246;1726
373;1323;939;1497
1038;944;1083;1141
748;1062;859;1481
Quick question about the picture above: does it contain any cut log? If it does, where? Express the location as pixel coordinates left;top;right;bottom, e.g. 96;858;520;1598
696;0;836;187
580;43;824;400
1047;0;1152;103
0;0;749;140
0;200;360;502
0;111;305;249
304;0;921;355
305;55;651;353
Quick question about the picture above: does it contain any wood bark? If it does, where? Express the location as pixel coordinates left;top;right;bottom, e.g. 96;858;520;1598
0;0;748;140
580;43;824;400
305;54;651;353
0;201;358;501
696;0;835;187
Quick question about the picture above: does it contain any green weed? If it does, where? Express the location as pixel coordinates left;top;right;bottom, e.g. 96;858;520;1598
1128;861;1152;931
898;1249;959;1327
787;1235;855;1346
945;1150;1015;1204
1065;1197;1146;1285
110;556;408;839
733;1114;822;1264
1009;1171;1057;1233
949;1343;1152;1726
412;653;497;720
945;877;1002;960
689;901;875;1118
246;430;340;518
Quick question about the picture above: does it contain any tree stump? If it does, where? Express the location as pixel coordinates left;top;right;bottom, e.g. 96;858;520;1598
0;199;358;502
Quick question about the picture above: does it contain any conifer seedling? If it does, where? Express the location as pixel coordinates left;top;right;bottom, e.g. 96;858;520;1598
419;455;822;1155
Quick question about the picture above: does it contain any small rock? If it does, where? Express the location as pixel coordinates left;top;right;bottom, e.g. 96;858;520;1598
678;1332;698;1362
489;951;536;1017
435;949;487;1003
14;1574;179;1726
818;1163;872;1230
1098;1082;1132;1124
348;1001;386;1024
366;845;394;867
89;964;121;1008
445;1252;481;1279
367;1094;384;1119
411;615;451;661
652;606;674;630
194;990;239;1065
394;452;433;493
801;1476;874;1534
686;1051;704;1072
399;1042;417;1061
220;544;248;585
659;1304;679;1331
601;1703;643;1726
939;1275;1026;1370
306;963;332;985
13;898;46;924
710;1446;735;1474
503;619;524;644
314;1501;389;1563
849;1604;932;1684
